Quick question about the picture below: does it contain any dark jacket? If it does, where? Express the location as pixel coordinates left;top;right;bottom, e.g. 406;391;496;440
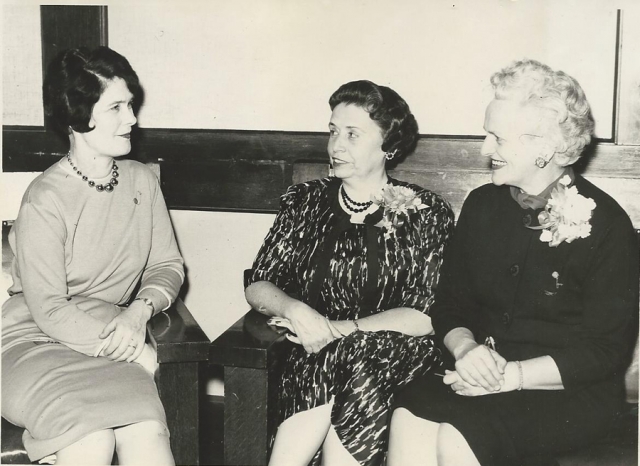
432;175;639;396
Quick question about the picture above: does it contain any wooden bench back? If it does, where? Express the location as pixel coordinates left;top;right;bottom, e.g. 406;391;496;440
293;141;640;227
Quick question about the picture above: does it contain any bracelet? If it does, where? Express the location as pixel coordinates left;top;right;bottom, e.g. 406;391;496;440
353;318;360;332
515;360;523;391
134;297;155;314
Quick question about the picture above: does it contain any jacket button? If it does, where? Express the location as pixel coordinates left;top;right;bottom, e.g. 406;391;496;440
510;264;520;276
502;313;511;325
523;214;532;226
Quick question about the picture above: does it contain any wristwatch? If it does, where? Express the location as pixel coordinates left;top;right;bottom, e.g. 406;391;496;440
134;297;155;314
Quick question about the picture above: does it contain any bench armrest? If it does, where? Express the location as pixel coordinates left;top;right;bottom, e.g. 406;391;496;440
147;298;210;364
209;309;288;369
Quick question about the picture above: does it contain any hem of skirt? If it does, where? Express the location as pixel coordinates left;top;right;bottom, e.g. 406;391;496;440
24;417;169;462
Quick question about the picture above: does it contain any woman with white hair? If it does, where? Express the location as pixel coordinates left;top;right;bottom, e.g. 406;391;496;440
387;59;639;466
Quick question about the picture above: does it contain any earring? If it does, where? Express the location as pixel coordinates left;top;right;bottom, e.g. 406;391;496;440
328;164;335;177
535;157;549;168
385;150;397;161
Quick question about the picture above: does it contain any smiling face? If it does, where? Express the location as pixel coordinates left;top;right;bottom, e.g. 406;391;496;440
327;103;386;183
481;99;558;193
76;77;137;158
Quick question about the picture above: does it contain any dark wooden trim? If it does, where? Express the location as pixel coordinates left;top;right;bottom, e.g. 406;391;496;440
4;126;640;213
40;5;108;131
612;9;622;143
98;6;109;46
40;5;108;72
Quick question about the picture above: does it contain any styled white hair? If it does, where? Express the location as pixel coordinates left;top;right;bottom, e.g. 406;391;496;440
491;59;595;161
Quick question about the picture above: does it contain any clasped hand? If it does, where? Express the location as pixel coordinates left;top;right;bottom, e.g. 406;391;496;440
448;342;508;394
99;301;152;363
279;303;347;354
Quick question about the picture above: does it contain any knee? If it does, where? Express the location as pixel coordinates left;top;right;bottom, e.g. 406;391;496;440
437;423;461;443
390;407;418;432
116;420;170;445
90;428;117;445
436;423;474;463
56;429;116;462
82;429;116;450
389;408;436;445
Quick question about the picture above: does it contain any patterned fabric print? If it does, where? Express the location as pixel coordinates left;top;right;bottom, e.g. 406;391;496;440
248;177;454;466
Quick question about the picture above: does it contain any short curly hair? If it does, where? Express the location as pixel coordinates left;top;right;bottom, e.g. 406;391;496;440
329;80;419;165
43;46;142;135
490;59;594;162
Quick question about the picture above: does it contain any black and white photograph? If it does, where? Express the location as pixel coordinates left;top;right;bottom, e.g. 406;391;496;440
1;1;639;465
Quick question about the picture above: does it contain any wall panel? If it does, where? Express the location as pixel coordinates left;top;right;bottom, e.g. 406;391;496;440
108;0;618;138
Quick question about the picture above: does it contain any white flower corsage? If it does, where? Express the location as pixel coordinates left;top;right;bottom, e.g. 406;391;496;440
529;175;596;247
371;185;427;239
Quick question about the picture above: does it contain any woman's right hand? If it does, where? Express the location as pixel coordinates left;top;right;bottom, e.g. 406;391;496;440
133;343;159;376
284;302;336;354
453;341;507;392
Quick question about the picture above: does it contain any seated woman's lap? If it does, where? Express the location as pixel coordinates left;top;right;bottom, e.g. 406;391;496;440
394;373;619;466
2;341;166;460
281;330;438;432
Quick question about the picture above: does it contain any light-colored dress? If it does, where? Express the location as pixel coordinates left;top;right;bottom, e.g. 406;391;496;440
1;158;184;461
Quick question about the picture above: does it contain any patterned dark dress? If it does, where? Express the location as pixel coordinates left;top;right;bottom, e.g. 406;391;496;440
247;176;454;465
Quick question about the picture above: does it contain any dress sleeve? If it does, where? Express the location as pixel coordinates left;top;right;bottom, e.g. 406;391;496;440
246;186;299;292
399;194;455;314
138;174;185;312
15;196;120;357
548;214;639;389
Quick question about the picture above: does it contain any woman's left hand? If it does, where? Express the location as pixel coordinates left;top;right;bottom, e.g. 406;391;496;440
99;302;153;362
444;370;496;396
444;362;520;396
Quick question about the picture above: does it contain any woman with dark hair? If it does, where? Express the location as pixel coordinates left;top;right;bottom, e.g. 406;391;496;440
388;59;639;466
1;46;183;465
245;80;454;465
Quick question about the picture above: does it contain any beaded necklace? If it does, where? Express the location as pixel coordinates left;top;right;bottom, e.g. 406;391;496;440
340;185;373;213
67;154;119;193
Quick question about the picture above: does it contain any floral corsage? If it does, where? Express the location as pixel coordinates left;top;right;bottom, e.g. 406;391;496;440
528;175;596;247
370;185;427;239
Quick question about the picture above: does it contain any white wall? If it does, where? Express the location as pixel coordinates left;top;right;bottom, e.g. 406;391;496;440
108;0;618;137
2;3;43;126
168;210;276;341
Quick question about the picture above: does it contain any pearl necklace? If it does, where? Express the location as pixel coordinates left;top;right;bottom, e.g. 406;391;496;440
67;155;119;193
340;185;373;213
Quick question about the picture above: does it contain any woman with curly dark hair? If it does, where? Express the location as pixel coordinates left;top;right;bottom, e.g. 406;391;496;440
2;47;183;465
245;80;455;465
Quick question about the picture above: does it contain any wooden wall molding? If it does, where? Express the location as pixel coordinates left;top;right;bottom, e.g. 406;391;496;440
40;5;108;76
4;126;640;223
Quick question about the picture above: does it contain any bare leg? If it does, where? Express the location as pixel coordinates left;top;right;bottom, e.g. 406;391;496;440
321;422;359;466
269;403;333;466
55;429;115;465
387;408;439;466
437;423;480;466
114;420;174;466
